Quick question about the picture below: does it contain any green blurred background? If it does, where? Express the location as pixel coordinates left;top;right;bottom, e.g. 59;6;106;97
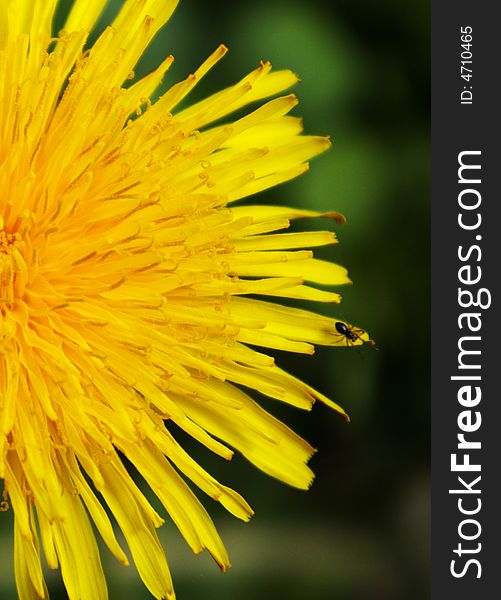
0;1;429;598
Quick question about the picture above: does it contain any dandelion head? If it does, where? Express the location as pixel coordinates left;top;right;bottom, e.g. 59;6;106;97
0;1;372;598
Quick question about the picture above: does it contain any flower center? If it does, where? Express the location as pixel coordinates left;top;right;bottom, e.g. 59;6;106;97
0;229;27;307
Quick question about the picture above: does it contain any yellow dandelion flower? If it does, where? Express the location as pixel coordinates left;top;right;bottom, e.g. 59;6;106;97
0;1;373;598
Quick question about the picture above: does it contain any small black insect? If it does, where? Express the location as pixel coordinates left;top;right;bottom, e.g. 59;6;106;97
334;321;376;348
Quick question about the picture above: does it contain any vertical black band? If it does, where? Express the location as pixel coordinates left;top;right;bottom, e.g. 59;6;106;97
432;2;500;597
